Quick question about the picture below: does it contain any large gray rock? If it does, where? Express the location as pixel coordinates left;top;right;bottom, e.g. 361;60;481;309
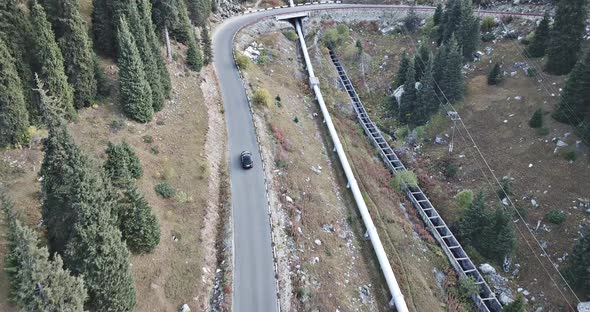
480;263;496;274
179;304;191;312
578;302;590;312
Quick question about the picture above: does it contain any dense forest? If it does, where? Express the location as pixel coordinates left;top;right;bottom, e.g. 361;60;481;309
0;0;213;310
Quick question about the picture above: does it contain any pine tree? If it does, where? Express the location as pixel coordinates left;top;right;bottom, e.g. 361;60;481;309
577;117;590;145
127;1;165;113
92;0;115;57
30;2;76;120
51;0;97;108
487;62;502;85
2;197;87;312
526;13;550;58
92;0;130;57
0;39;30;147
395;52;411;88
117;17;154;123
552;50;590;125
104;141;143;188
0;1;36;120
122;141;142;179
442;36;464;103
188;0;211;27
104;142;134;188
184;0;203;72
414;44;430;81
482;207;515;263
187;33;204;71
433;4;443;26
432;45;448;89
403;4;420;33
415;58;438;125
545;0;587;75
152;0;191;44
119;186;161;254
441;0;463;44
36;82;136;311
139;0;172;101
529;108;543;128
459;0;480;60
399;60;417;125
564;226;590;293
457;191;488;247
202;26;213;65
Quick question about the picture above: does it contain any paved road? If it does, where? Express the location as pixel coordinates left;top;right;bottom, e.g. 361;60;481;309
212;5;543;311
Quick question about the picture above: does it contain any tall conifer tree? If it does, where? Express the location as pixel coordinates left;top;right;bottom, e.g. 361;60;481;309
526;13;550;58
188;0;211;26
414;44;430;81
117;17;154;123
399;60;417;125
30;2;76;120
395;52;411;88
459;0;480;60
202;25;213;65
0;39;30;147
433;4;443;26
415;58;438;125
0;1;35;120
139;0;171;101
564;226;590;293
119;186;161;254
545;0;587;75
36;81;136;311
552;51;590;125
2;196;87;312
52;0;97;108
127;1;165;112
442;36;464;103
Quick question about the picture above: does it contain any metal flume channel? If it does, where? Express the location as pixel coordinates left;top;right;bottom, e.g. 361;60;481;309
328;49;502;312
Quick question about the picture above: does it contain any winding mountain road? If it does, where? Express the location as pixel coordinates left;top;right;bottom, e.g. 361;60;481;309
212;5;543;311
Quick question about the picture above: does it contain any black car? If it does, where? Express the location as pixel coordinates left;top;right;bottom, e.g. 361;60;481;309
240;151;253;169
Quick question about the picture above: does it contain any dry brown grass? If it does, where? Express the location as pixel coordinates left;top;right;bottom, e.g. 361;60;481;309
0;57;215;311
334;20;590;309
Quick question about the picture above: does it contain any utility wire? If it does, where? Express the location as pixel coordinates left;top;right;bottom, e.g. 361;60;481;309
391;9;581;308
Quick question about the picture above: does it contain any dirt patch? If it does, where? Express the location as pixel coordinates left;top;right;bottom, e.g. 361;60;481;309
195;65;230;311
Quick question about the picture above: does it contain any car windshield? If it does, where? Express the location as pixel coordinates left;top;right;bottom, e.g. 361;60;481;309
243;154;252;164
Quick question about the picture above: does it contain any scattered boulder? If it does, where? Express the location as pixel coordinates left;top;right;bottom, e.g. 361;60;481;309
480;263;496;274
285;195;294;203
435;136;448;145
359;285;371;304
579;302;590;312
179;304;191;312
314;239;322;246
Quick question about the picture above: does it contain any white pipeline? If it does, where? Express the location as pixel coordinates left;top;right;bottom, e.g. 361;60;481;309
294;19;409;312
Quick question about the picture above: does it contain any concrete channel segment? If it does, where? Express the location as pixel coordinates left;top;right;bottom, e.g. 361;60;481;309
328;49;502;312
213;4;544;311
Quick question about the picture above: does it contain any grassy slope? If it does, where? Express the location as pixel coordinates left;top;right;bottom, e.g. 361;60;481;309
332;19;589;310
0;2;214;310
